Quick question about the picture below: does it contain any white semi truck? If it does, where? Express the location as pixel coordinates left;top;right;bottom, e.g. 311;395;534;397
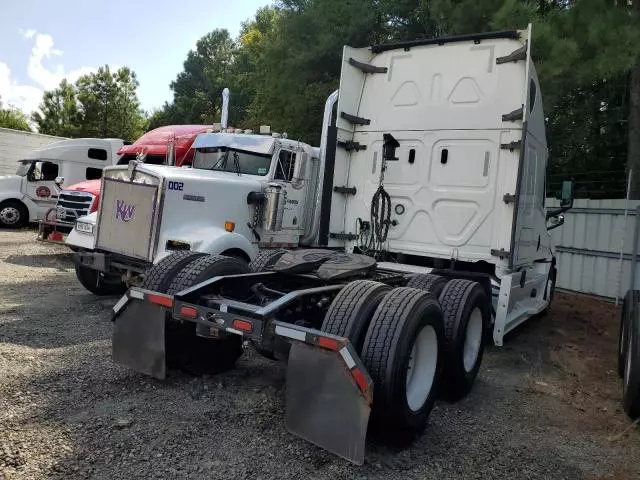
0;137;124;228
67;131;320;294
75;26;574;463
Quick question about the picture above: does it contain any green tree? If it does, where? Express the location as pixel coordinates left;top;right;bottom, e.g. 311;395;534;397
31;79;80;136
0;103;32;132
33;66;147;141
75;66;147;140
170;29;236;124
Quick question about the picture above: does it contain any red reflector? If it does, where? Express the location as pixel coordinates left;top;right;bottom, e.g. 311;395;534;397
318;336;340;351
232;319;253;332
351;368;368;394
180;305;198;318
147;294;173;308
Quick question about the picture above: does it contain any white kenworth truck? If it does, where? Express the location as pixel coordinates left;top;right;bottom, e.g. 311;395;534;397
68;133;320;294
108;25;572;464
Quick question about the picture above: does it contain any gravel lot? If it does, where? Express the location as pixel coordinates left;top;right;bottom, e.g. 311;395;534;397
1;229;639;480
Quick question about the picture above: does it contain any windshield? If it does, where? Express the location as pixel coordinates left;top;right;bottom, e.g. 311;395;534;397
193;147;271;176
16;160;34;177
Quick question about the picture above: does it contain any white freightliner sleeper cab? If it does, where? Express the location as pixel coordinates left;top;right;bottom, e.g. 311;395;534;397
0;138;124;228
66;132;320;294
92;25;574;464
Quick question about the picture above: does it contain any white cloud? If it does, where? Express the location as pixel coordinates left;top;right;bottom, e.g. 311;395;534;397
19;29;36;39
0;29;97;117
0;62;43;114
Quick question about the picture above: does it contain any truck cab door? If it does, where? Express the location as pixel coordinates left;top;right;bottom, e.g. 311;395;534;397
25;161;61;219
274;148;307;235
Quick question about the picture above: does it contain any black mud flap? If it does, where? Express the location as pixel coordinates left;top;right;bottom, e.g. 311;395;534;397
112;299;166;379
285;342;370;465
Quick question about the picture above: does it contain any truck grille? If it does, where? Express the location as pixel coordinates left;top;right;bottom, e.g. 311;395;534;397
95;178;160;261
56;192;95;225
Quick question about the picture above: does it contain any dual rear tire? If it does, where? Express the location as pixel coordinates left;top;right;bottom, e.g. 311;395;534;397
141;252;249;376
321;276;489;442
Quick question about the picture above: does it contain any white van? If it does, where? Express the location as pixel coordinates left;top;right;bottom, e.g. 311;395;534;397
0;138;124;228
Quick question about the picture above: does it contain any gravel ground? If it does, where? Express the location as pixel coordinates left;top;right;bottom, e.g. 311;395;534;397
1;229;639;480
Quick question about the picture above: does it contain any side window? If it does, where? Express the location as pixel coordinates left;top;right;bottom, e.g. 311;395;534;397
40;162;59;181
86;167;102;180
529;79;537;113
88;148;108;161
275;150;296;182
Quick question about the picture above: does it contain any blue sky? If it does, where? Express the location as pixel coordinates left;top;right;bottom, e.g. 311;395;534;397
0;0;270;116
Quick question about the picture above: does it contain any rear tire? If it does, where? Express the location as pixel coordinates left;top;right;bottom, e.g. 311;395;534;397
623;291;640;418
74;264;126;296
361;287;444;442
165;255;250;376
321;280;391;353
406;274;448;298
249;249;288;273
438;279;490;402
0;200;28;228
619;291;636;378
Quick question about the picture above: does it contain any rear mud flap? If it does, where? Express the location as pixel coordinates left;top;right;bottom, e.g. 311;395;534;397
112;299;166;379
285;342;370;465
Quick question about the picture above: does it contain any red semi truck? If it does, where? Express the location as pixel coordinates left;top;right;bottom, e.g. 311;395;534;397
38;125;213;244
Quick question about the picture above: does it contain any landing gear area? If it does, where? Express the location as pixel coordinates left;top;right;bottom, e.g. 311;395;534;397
112;250;491;463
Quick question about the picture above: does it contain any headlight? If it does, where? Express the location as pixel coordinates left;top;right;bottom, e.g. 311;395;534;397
103;167;161;186
76;221;94;234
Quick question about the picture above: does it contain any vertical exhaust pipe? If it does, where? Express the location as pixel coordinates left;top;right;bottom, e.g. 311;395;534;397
221;88;230;130
300;89;338;245
166;136;176;166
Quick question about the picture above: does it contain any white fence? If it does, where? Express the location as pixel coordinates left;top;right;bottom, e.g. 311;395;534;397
547;198;640;300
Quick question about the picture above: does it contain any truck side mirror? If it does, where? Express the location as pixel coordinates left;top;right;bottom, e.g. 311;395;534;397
55;176;64;187
547;214;564;231
560;180;574;208
546;179;574;220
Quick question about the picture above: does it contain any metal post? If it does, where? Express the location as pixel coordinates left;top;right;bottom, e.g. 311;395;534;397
629;204;640;293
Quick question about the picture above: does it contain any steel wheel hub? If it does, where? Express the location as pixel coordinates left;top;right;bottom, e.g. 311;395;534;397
463;308;483;373
406;324;438;412
0;206;20;225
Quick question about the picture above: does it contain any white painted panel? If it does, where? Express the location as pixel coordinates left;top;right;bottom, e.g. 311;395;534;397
0;128;65;175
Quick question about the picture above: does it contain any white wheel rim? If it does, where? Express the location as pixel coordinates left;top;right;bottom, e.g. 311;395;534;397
406;325;438;412
0;207;20;225
463;308;483;373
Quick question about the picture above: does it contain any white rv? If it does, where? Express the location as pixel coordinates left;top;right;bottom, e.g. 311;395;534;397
0;138;124;228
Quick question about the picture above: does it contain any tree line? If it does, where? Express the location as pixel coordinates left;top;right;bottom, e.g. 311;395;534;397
151;0;640;198
2;0;639;197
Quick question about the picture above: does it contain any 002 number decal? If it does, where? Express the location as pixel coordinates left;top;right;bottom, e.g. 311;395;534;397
168;181;184;191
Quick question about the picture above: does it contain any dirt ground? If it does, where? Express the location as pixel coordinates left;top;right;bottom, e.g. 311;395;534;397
0;229;639;480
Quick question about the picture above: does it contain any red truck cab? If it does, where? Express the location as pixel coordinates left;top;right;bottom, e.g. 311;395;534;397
40;125;212;244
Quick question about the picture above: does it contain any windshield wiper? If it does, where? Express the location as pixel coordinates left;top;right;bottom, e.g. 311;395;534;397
212;151;229;170
233;152;241;176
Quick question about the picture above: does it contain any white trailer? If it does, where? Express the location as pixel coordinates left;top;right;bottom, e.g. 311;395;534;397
0;127;66;176
0;137;124;228
77;26;574;463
